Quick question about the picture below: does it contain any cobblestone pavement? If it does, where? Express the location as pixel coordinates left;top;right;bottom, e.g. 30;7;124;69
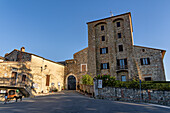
0;90;169;113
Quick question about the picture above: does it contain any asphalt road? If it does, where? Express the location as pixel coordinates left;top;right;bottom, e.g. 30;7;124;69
0;90;169;113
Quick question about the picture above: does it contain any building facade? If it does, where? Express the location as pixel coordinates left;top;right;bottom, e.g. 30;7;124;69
86;12;166;81
0;47;64;95
0;12;166;93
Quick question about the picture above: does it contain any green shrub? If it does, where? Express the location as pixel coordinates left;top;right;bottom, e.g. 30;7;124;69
95;75;170;91
82;74;93;85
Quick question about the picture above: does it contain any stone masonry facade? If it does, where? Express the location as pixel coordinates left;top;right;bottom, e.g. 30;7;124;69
86;12;166;81
0;12;166;94
0;47;64;95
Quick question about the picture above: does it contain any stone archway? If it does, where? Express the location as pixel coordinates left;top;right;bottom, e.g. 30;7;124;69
67;75;76;90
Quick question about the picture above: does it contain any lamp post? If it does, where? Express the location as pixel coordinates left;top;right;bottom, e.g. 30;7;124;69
139;79;142;102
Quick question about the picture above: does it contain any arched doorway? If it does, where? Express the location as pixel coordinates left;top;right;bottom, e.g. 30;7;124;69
67;75;76;90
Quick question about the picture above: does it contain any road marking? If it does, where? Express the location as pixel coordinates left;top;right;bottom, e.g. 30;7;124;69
146;103;170;109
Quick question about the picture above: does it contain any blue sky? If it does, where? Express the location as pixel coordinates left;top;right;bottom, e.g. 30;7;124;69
0;0;169;81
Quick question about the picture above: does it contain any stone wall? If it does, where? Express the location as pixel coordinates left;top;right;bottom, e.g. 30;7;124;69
79;84;94;95
31;55;64;93
64;48;88;89
134;46;166;81
87;13;135;80
98;87;170;106
0;61;32;87
5;50;31;62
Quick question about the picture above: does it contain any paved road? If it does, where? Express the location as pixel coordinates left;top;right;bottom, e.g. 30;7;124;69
0;90;169;113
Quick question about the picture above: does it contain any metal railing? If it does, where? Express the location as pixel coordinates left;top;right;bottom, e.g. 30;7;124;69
116;65;128;70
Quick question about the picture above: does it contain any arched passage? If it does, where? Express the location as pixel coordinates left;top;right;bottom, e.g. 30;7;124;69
67;75;76;90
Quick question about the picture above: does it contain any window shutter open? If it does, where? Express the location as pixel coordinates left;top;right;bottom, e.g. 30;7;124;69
101;63;103;69
117;59;120;66
106;47;108;53
100;48;102;54
140;59;143;65
107;63;109;69
125;59;127;65
147;58;150;65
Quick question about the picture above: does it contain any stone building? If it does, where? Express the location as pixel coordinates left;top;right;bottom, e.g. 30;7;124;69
0;12;166;93
86;12;166;81
0;47;64;95
63;12;166;89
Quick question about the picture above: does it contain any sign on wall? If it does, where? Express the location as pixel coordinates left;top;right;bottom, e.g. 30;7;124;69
32;83;38;89
98;79;102;88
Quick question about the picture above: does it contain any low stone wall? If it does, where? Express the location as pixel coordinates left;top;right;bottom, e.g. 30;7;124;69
98;87;170;106
79;84;94;95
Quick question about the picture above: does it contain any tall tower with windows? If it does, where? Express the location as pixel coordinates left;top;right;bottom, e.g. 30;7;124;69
87;12;135;81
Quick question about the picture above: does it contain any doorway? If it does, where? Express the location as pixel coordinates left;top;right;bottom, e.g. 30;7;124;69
67;75;76;90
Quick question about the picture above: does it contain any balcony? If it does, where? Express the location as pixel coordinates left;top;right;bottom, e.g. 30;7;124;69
116;65;128;70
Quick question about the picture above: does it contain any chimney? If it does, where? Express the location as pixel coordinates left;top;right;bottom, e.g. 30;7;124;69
21;47;25;52
5;53;9;57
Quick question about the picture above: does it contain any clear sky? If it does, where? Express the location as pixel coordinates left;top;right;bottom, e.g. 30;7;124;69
0;0;169;81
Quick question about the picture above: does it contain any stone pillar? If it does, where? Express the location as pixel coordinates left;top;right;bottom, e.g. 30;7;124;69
93;78;98;98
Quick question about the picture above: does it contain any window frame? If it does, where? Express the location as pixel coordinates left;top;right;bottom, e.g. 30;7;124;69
140;58;150;65
118;45;123;52
118;33;121;38
117;22;120;27
102;36;105;41
101;63;109;69
100;47;108;54
101;25;104;31
117;58;128;69
121;75;126;81
81;64;87;72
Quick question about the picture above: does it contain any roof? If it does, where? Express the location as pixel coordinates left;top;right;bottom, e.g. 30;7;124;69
0;56;5;60
57;61;66;66
73;47;88;56
134;45;166;59
5;49;65;66
87;12;131;24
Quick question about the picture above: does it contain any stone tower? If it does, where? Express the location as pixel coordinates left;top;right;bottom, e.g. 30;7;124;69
87;12;136;80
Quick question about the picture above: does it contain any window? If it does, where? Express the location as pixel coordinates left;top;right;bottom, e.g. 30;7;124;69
117;22;120;27
121;75;126;81
145;77;151;81
11;72;17;85
100;47;108;54
117;59;127;69
140;58;150;65
142;49;145;52
81;64;87;72
102;36;105;41
22;75;26;82
101;26;104;31
46;75;50;86
118;33;121;38
101;63;109;69
119;45;123;52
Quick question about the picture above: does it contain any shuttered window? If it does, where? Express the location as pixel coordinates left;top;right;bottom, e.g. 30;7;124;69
140;58;150;65
101;63;109;69
81;64;87;72
117;59;128;69
100;47;108;54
